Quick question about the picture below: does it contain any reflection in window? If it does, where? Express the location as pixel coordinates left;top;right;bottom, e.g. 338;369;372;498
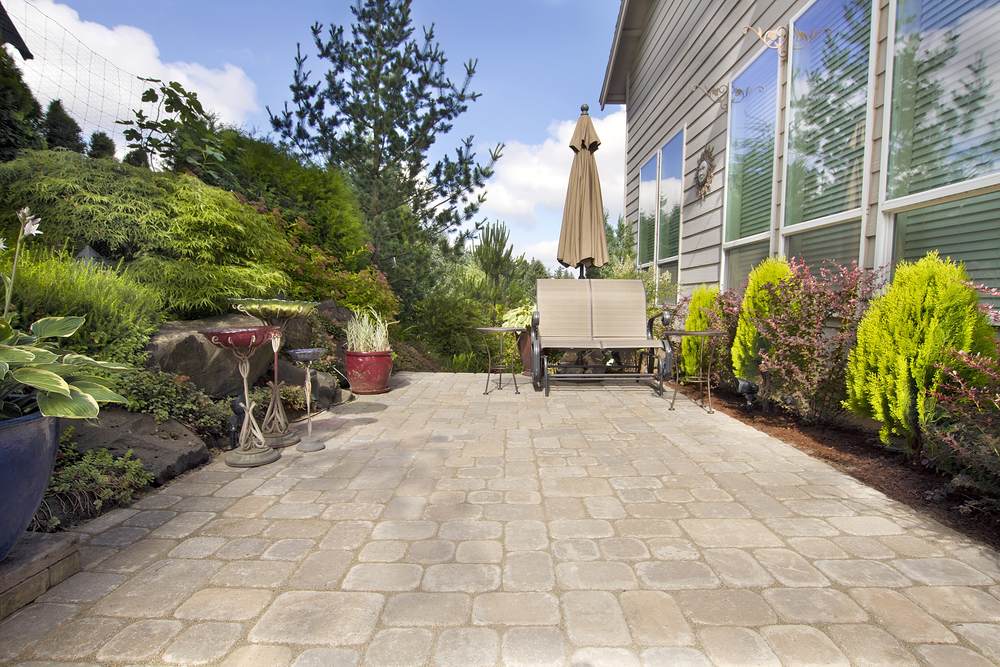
638;156;657;264
725;241;770;289
785;0;871;225
659;261;678;304
786;220;862;267
888;0;1000;197
895;190;1000;307
726;48;779;241
658;132;684;261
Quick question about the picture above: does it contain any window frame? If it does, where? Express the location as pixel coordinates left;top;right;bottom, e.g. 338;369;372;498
778;0;880;266
875;0;1000;271
720;44;784;290
636;151;659;269
656;127;686;276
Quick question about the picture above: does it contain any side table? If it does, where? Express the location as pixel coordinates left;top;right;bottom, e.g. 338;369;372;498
661;329;724;412
475;326;522;395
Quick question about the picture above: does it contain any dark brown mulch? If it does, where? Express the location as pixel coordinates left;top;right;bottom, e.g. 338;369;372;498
676;384;1000;551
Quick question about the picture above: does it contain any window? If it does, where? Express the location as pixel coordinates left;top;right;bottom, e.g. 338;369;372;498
787;220;862;266
638;155;657;265
894;190;1000;306
725;48;780;242
658;132;684;263
887;0;1000;198
785;0;872;226
725;241;770;289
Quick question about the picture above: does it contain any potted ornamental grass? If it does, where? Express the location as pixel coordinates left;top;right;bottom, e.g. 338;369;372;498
344;308;393;394
1;208;128;560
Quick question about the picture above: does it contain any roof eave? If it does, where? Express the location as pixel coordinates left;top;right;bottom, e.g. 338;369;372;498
599;0;649;109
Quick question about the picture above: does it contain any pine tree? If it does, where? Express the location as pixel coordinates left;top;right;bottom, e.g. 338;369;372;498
44;100;85;152
87;131;116;159
269;0;503;247
0;50;43;161
123;147;149;168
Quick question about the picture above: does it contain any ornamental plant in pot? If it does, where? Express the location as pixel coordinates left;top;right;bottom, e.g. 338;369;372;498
344;308;392;394
1;208;128;560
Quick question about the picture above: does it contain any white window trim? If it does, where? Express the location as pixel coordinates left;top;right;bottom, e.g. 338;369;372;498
720;43;783;290
778;0;879;267
875;0;1000;271
636;151;659;269
655;126;686;288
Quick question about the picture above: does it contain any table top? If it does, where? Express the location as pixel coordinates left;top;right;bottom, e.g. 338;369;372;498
476;327;525;334
661;329;725;337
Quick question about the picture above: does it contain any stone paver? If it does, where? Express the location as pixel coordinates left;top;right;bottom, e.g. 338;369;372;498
3;372;998;664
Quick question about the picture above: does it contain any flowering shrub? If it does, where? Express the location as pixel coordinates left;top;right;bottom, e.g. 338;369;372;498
706;288;742;390
923;343;1000;496
752;259;880;423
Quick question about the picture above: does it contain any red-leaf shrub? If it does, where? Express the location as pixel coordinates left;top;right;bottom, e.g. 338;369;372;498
705;288;742;390
751;258;880;424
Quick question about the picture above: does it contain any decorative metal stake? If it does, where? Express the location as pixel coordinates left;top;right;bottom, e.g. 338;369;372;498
287;347;327;453
261;330;299;448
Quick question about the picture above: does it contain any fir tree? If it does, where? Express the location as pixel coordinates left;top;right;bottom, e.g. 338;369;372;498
87;131;116;159
123;148;149;168
44;100;85;152
0;50;42;161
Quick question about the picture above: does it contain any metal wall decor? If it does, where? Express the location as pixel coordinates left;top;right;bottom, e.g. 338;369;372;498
743;25;788;59
695;145;716;201
693;83;729;110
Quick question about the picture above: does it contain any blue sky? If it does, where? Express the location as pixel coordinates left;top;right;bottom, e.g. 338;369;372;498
9;0;627;264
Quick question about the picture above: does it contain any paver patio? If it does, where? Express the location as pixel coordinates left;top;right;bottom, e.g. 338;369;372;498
2;372;1000;665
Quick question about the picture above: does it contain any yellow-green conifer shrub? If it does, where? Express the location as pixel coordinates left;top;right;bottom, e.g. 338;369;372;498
731;257;792;381
845;252;995;449
682;285;719;376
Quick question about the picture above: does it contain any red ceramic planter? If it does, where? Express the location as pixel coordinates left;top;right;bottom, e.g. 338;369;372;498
345;351;393;394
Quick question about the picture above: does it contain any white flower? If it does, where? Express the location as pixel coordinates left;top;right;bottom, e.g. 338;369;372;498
0;238;5;252
22;217;41;236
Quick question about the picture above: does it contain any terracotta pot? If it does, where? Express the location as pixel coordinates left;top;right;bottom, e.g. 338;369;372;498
345;350;393;394
0;413;59;560
517;329;533;377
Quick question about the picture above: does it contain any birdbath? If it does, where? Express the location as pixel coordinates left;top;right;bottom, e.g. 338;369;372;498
200;326;281;468
231;298;318;449
287;347;327;452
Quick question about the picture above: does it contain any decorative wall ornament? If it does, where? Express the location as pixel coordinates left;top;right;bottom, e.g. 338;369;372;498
695;145;716;201
743;25;788;59
694;83;729;110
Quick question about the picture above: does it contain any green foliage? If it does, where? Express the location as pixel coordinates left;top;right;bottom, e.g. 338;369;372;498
732;257;792;381
33;427;153;531
450;352;480;373
43;100;85;153
682;285;719;376
123;147;149;168
501;304;534;329
326;266;401;319
410;281;487;362
345;308;391;352
8;249;163;363
87;131;116;160
0;50;42;162
118;78;231;184
117;369;231;443
250;383;307;420
845;252;995;448
473;222;519;324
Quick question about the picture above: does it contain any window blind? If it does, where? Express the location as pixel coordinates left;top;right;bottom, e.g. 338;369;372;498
888;0;1000;198
725;241;770;289
786;220;863;267
726;48;779;241
638;156;657;264
785;0;872;226
659;261;678;303
658;132;684;260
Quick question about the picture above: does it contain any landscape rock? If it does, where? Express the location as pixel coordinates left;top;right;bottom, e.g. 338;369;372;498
276;359;343;409
317;299;355;326
146;314;273;397
74;409;209;485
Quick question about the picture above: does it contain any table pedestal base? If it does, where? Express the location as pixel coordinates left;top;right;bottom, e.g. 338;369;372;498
264;430;300;448
296;439;325;453
225;446;280;468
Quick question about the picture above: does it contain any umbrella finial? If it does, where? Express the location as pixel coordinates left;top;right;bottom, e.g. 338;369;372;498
580;103;589;115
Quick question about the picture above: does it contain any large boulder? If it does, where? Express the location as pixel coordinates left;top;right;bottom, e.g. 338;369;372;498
276;359;342;409
73;409;210;485
146;313;273;397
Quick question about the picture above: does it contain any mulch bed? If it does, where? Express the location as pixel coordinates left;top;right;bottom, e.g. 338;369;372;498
675;383;1000;551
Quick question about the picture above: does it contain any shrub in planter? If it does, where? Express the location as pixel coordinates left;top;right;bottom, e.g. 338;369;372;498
922;343;1000;498
731;257;792;383
845;252;995;449
682;285;719;377
752;259;880;424
345;308;393;394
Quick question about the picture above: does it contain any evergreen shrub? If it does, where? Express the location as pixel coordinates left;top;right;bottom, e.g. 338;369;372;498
731;257;792;382
682;285;719;376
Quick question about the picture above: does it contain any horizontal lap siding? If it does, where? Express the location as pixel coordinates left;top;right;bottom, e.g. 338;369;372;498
621;0;889;290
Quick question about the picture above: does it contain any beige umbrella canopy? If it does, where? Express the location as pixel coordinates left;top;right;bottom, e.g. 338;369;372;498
557;104;609;277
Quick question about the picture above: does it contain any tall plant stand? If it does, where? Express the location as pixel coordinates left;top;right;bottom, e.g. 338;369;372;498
661;329;724;413
201;327;282;468
287;347;327;453
261;330;299;448
476;327;522;395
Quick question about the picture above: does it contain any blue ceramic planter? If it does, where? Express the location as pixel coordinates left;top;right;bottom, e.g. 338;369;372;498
0;413;58;560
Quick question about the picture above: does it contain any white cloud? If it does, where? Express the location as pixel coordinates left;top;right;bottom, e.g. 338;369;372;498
479;109;626;267
5;0;258;150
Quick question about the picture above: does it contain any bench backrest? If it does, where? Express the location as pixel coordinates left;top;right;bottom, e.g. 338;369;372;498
536;279;647;339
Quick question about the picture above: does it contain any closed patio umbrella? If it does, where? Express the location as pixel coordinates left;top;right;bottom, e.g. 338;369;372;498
557;104;608;277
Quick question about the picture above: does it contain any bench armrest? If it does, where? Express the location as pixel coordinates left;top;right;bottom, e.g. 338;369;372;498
531;310;540;337
646;310;670;338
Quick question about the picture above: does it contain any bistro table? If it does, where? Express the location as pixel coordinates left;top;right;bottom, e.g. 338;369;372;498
475;326;522;395
661;329;725;413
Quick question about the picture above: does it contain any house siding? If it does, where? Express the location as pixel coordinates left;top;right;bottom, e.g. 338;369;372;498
619;0;889;292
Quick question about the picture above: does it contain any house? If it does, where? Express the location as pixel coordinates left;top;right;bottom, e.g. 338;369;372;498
600;0;1000;301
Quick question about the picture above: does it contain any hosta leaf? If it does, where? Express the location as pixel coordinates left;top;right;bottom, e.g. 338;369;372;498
0;361;8;376
37;387;99;419
12;367;71;396
0;345;34;363
61;354;130;370
71;381;127;404
17;347;58;364
0;319;12;341
30;316;85;339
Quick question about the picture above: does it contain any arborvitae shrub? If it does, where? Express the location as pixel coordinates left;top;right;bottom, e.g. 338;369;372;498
87;131;116;159
682;285;719;376
845;252;995;449
43;99;85;152
731;257;792;381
